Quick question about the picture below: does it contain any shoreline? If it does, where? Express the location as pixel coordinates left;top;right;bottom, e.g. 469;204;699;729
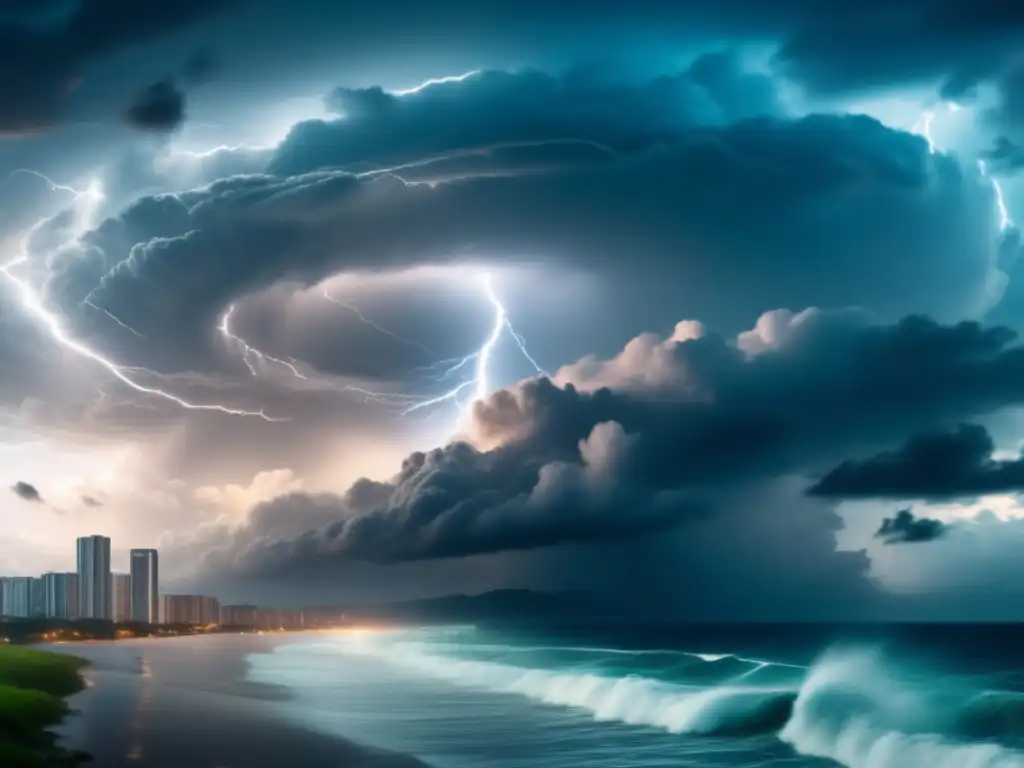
0;646;91;767
47;633;431;768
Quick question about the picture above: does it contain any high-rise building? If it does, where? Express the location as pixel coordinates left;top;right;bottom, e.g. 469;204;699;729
30;577;46;617
77;535;111;620
0;577;32;618
129;549;159;624
42;573;79;620
111;573;131;622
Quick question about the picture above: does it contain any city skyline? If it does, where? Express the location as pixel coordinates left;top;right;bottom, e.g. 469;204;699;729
0;532;313;627
1;533;176;623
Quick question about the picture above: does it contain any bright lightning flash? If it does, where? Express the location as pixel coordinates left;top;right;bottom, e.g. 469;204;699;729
0;175;283;421
978;159;1013;232
400;272;544;416
391;70;481;97
218;304;308;380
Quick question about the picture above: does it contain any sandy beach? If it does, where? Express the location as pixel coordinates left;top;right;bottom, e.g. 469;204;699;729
45;634;430;768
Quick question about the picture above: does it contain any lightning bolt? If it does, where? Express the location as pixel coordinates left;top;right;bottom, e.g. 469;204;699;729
216;297;435;412
0;176;283;421
391;70;481;97
321;287;434;356
8;168;87;197
400;272;544;416
84;298;146;338
978;159;1013;232
218;304;308;380
912;110;937;154
913;104;1015;232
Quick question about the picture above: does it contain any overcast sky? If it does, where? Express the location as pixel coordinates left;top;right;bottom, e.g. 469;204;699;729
2;0;1024;618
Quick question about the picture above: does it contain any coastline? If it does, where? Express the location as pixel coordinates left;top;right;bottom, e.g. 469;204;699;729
46;633;431;768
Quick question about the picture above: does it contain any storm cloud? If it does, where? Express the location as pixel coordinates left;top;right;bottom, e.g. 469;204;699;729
0;0;238;134
190;309;1024;582
36;65;1005;381
809;423;1024;500
5;0;1024;619
122;79;186;133
11;482;43;504
875;508;947;544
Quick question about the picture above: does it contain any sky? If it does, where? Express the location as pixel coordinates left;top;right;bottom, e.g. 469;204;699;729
2;0;1024;619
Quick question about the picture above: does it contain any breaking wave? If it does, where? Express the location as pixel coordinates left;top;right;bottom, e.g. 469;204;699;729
330;632;1024;767
780;649;1024;768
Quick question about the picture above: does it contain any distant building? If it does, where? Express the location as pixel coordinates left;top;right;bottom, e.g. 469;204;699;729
201;596;220;625
302;606;347;628
77;535;112;620
255;608;305;630
0;577;32;618
42;572;79;620
29;577;46;617
220;604;258;627
161;595;220;625
111;573;131;622
129;549;159;624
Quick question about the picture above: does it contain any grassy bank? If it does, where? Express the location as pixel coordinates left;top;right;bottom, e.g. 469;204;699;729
0;646;90;767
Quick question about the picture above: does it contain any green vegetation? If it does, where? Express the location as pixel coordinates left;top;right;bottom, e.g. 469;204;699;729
0;646;88;697
0;647;90;766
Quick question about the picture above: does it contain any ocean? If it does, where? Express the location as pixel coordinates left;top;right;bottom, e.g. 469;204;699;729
246;623;1024;768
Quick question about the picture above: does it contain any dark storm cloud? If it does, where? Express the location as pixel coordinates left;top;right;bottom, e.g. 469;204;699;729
11;481;43;503
196;309;1024;575
274;55;781;176
986;63;1024;143
120;51;222;134
875;508;947;544
982;137;1024;175
122;79;186;133
772;1;1024;99
809;424;1024;499
39;65;1001;376
0;0;238;134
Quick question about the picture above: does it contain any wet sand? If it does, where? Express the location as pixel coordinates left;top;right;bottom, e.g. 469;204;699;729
46;634;430;768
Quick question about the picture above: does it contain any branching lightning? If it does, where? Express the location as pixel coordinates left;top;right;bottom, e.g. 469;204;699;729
0;175;284;421
218;304;308;380
4;93;547;426
399;272;545;416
